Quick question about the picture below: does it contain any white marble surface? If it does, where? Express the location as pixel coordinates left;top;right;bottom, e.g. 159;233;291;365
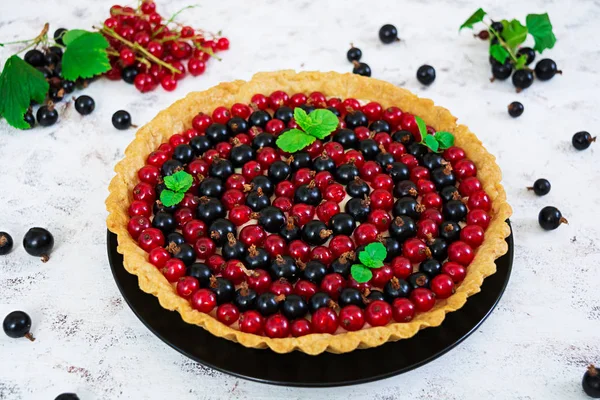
1;0;599;399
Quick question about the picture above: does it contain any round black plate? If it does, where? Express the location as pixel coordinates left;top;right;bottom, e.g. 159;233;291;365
107;222;513;387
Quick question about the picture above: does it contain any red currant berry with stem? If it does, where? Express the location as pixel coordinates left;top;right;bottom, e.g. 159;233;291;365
370;189;393;211
193;48;211;62
443;146;465;165
174;207;194;228
148;247;171;268
311;246;334;266
264;314;290;338
410;166;430;182
314;171;334;192
162;259;186;282
362;101;383;120
191;289;217;313
441;262;466;283
353;223;379;246
289;93;308;107
225;174;246;190
391;256;412;280
371;265;394;287
400;154;418;169
180;25;195;38
129;200;151;218
134;31;150;47
323;184;345;203
368;209;392;232
294;280;317;299
403;238;430;263
170;41;192;59
161;75;177;91
400;114;419;139
251;94;268;110
268;90;289;109
231;103;251;119
392;298;416;322
416;179;436;195
371;174;394;192
194;237;216;260
128;216;151;240
383;106;403;127
133;182;156;203
327;97;342;108
138;165;159;185
374;133;392;150
177;276;199;298
119;48;136;66
223;260;247;284
187;159;209;177
169;134;186;147
275;181;295;198
342;98;360;111
229;205;252;226
217;303;239;326
221;189;245;210
105;64;122;80
420;208;443;225
320;273;346;300
323;142;345;165
212;106;231;124
311;307;339;334
241;161;263;180
265;119;285;135
365;300;393;326
146;41;164;58
305;140;323;158
410;288;436;312
192;113;212;133
216;37;230;51
317;201;340;222
182;128;199;142
206;254;225;273
458;177;482;197
272;197;293;213
291;319;312;337
158;143;174;156
466;209;490;230
354;126;370;141
269;279;293;296
343;150;365;168
288;240;311;262
430;274;455;299
421;192;443;210
239;310;263;334
460;225;485;248
453;159;477;179
468;190;492;212
308;91;327;107
256;147;278;168
328;235;355;258
293;168;315;187
141;0;156;14
264;234;287;257
247;269;272;294
360;161;382;182
104;17;119;29
448;241;474;266
290;204;315;227
339;305;366;331
183;220;206;244
215;142;232;159
388;142;406;160
239;225;266;247
417;219;439;240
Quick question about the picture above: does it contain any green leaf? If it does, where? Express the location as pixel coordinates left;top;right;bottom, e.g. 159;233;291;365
293;107;312;132
489;44;510;64
514;54;528;70
423;135;440;152
414;115;427;142
61;32;111;81
350;264;373;283
62;29;89;46
160;190;185;207
163;170;193;193
502;19;528;49
434;131;455;150
526;13;556;53
460;8;486;31
0;55;49;130
275;129;316;153
303;109;339;139
358;242;387;268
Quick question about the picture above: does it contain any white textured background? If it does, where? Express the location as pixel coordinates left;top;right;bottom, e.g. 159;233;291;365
1;0;599;399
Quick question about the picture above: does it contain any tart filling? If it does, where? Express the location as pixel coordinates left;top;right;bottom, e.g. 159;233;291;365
107;71;511;354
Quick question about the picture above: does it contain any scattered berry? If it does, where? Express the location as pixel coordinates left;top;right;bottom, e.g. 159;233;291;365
507;101;524;118
379;24;399;44
74;95;95;115
572;131;596;151
0;232;14;255
112;110;132;130
416;65;436;85
527;178;551;196
538;206;568;230
3;311;35;341
23;227;54;262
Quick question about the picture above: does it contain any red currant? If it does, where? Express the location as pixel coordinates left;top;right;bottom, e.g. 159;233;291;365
127;216;151;240
264;234;287;257
182;220;206;244
402;238;429;263
390;256;412;280
294;280;317;299
250;94;268;110
311;307;338;334
369;189;393;211
291;318;312;337
320;273;346;300
217;303;239;326
239;225;266;247
466;209;491;230
365;300;392;326
247;269;271;294
339;305;365;331
239;310;263;334
323;183;345;203
430;274;455;299
162;259;186;282
194;237;216;260
370;265;393;287
392;298;416;322
148;247;171;268
468;190;492;212
410;288;436;312
191;289;217;313
177;276;199;298
316;200;340;222
460;225;485;248
311;246;333;266
453;159;477;179
264;314;290;338
269;279;293;296
448;241;474;266
353;223;378;246
443;146;466;165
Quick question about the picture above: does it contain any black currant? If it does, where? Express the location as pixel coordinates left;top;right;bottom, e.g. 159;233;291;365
256;206;286;233
491;63;513;81
572;131;596;150
198;177;224;197
274;106;294;123
74;95;95;115
367;289;385;302
369;120;390;133
299;104;316;114
431;165;456;189
382;237;402;261
190;135;212;156
294;182;322;206
508;101;524;118
121;66;139;84
345;110;368;129
248;110;271;128
55;393;80;400
230;143;255;167
329;213;357;236
428;238;448;261
53;28;68;45
379;24;399;44
222;233;247;260
313;154;336;173
346;177;370;198
359;139;381;160
538;206;568;230
301;220;332;246
3;311;34;341
345;197;371;222
205;123;229;144
226;117;249;135
331;253;354;277
112;110;132;130
440;221;461;242
0;232;14;255
234;284;257;312
269;255;299;281
582;365;600;398
166;232;186;246
517;47;535;65
36;105;58;127
335;163;359;184
534;59;561;81
333;128;358;149
393;197;421;219
172;144;194;164
384;277;411;302
416;65;436;85
347;45;362;62
512;69;534;92
171;243;196;267
209;157;234;180
281;294;308;319
62;80;76;94
280;217;300;242
392;130;414;145
24;111;35;129
251;175;274;196
208;218;236;246
308;292;333;313
388;163;410;183
419;259;442;277
244;245;270;270
352;62;371;77
24;49;46;67
152;211;176;233
407;143;428;160
23;227;54;262
338;288;364;308
389;216;417;241
528;178;551;196
245;187;271;211
161;159;183;177
268;160;291;183
210;277;235;305
440;186;460;202
252;132;276;150
301;260;328;284
408;272;430;289
442;200;467;222
289;152;312;171
490;21;503;33
256;292;280;316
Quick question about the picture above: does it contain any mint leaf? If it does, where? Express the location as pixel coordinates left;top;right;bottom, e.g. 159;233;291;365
293;107;312;132
515;54;528;70
164;170;193;193
434;131;455;149
303;109;339;139
460;8;486;31
276;129;315;153
358;242;387;268
160;190;185;207
0;55;49;130
526;13;556;53
423;135;439;152
414;115;427;142
62;29;89;46
489;44;510;64
350;264;373;283
61;32;111;81
502;19;528;49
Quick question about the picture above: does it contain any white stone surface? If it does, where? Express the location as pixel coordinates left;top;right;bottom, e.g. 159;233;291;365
0;0;599;399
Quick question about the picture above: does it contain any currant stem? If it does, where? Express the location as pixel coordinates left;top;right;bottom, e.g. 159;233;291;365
98;26;180;74
152;5;198;38
25;332;36;342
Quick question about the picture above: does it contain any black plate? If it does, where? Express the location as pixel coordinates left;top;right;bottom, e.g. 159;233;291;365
107;222;513;387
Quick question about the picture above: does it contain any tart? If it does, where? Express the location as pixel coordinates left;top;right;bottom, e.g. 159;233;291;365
106;70;512;355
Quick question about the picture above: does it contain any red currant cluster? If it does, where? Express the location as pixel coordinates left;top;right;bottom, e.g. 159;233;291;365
101;1;229;92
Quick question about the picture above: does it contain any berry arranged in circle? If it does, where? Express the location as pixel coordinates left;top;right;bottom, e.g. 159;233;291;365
125;91;497;340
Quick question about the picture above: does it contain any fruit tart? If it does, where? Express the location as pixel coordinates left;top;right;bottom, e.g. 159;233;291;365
106;70;512;355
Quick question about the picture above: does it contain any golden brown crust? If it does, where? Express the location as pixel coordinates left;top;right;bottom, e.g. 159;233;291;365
106;70;512;355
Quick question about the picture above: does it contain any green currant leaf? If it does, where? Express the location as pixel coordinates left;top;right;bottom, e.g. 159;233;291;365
358;242;387;268
163;170;193;193
160;190;185;207
489;44;510;64
61;32;111;81
62;29;89;46
423;135;440;152
526;13;556;53
276;129;316;153
303;109;339;139
293;107;312;132
350;264;373;283
414;115;427;142
434;131;455;150
501;19;528;49
514;54;528;70
0;55;49;130
459;8;486;31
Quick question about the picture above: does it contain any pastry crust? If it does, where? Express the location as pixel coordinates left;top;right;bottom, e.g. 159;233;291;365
106;70;512;355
